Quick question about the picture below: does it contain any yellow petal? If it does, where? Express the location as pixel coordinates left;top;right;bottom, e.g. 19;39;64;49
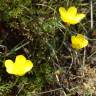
13;70;25;76
15;55;26;64
67;6;77;16
71;35;77;44
59;7;66;17
76;34;85;39
77;34;88;48
67;14;85;24
80;40;88;48
67;18;79;25
59;8;68;23
13;64;25;76
5;60;13;68
75;13;86;21
12;60;33;76
59;6;86;25
5;55;34;76
71;34;88;49
24;60;33;72
5;60;14;74
71;35;80;49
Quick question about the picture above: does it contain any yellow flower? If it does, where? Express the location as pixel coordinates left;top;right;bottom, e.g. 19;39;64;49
5;55;33;76
59;6;86;25
71;34;88;49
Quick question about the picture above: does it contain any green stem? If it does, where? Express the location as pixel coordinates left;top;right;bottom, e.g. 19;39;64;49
13;76;19;86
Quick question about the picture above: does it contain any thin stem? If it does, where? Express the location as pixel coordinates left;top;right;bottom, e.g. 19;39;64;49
87;50;96;59
16;84;24;96
30;88;63;95
83;48;86;67
82;48;86;76
13;77;19;87
90;0;93;30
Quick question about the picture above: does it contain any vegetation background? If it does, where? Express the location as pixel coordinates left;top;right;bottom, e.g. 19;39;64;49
0;0;96;96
